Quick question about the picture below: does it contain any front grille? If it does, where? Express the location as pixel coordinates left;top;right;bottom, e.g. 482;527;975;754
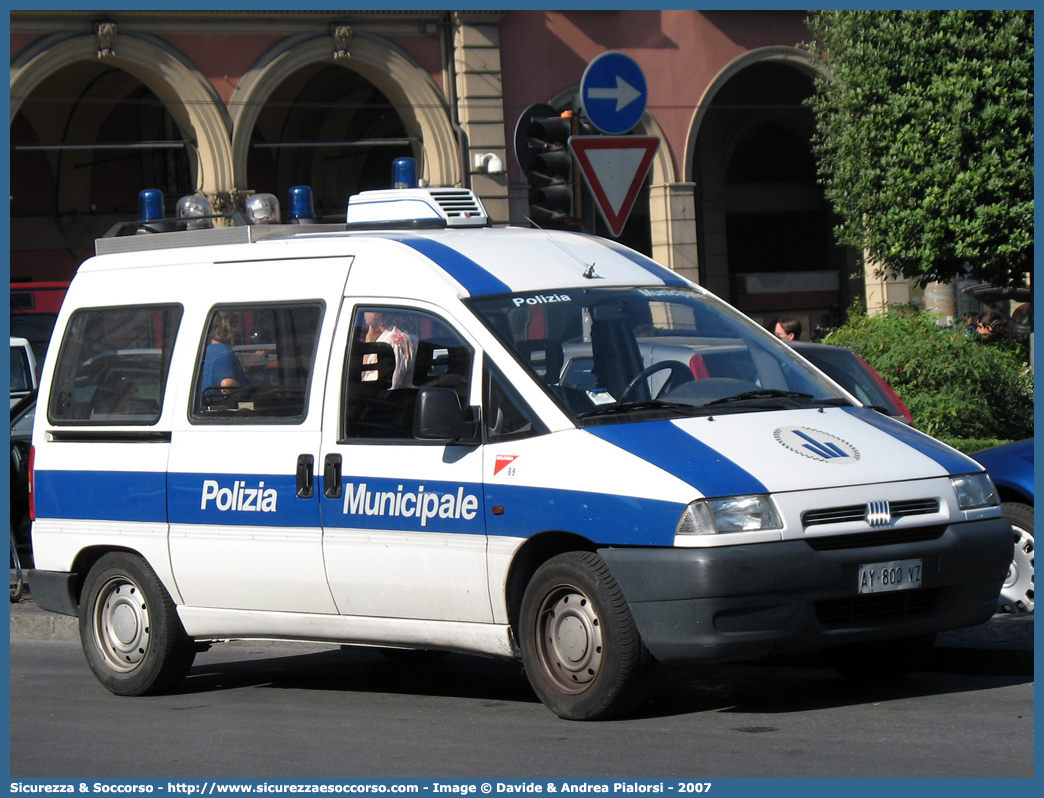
803;498;939;527
805;525;946;551
816;589;940;627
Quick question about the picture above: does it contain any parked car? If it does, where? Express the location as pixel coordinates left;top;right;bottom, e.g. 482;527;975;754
10;280;69;366
559;338;914;425
10;336;38;408
791;341;914;426
971;438;1034;614
10;390;36;566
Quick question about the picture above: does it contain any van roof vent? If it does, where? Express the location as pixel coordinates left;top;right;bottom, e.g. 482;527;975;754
346;188;490;229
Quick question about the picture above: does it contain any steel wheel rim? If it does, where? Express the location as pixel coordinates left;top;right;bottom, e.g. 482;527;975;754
999;525;1034;614
92;576;151;672
536;585;604;694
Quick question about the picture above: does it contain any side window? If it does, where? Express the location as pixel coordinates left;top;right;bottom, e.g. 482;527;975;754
48;305;183;425
191;302;323;424
484;364;544;442
343;307;473;441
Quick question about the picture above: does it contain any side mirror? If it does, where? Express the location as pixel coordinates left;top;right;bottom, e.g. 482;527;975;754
413;387;478;444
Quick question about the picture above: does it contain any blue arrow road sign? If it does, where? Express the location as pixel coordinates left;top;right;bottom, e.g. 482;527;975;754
580;51;648;135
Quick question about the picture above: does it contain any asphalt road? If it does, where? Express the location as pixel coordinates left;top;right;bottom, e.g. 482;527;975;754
7;595;1035;780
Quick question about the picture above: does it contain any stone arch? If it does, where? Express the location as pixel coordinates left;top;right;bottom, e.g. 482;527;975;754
685;45;818;181
684;44;856;335
11;31;234;193
229;33;459;190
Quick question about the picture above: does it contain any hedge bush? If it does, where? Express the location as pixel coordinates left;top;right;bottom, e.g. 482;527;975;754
821;305;1033;442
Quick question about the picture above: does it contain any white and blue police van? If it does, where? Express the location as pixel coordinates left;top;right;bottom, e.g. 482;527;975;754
28;168;1012;720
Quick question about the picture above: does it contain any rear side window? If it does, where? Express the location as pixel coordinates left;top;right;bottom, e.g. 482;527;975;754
191;302;324;424
48;305;183;425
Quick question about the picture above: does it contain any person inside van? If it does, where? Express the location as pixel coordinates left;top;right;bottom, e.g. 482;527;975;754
201;311;249;397
773;316;802;342
361;311;416;389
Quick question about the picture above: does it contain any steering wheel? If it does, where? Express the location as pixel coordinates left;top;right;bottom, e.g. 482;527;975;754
617;360;694;404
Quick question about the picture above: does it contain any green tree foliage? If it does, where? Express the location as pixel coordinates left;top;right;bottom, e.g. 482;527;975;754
822;306;1034;441
805;10;1033;288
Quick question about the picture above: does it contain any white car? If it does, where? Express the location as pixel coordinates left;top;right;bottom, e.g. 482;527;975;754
9;336;37;408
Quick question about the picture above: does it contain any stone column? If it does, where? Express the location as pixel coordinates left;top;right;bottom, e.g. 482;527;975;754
649;182;699;284
452;11;509;223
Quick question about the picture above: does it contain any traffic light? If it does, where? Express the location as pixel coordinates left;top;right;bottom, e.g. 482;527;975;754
521;112;579;228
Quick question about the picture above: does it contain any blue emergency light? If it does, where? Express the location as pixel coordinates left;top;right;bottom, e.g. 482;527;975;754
287;185;316;223
138;189;165;222
391;157;418;189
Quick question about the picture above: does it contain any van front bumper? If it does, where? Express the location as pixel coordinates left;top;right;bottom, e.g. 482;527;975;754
598;517;1013;663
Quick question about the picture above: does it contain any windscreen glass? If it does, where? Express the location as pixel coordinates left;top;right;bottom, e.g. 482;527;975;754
468;286;851;424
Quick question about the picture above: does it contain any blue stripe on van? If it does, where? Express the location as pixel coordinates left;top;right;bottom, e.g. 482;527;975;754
842;406;981;475
379;235;512;297
585;420;768;498
484;483;683;546
587;236;690;286
34;470;167;523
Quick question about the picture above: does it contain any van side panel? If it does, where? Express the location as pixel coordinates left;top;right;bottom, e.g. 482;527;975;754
165;258;351;615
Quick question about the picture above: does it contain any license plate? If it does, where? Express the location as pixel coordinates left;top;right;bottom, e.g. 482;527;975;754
858;558;923;594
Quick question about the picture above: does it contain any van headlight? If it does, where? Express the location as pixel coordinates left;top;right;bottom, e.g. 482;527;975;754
677;495;782;535
951;473;999;510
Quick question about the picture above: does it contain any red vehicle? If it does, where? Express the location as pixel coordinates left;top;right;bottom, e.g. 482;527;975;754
792;341;914;426
10;281;69;365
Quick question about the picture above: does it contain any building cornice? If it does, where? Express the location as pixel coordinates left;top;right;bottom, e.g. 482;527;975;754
9;10;508;37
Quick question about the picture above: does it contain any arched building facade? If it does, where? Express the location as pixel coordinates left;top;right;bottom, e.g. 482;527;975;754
9;10;911;335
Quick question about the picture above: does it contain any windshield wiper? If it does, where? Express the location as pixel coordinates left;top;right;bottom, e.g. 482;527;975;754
706;389;815;407
578;399;695;419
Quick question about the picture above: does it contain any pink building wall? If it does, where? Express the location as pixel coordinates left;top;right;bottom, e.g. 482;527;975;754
500;10;811;178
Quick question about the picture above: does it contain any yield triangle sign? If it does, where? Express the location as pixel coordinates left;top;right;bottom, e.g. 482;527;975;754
568;135;659;237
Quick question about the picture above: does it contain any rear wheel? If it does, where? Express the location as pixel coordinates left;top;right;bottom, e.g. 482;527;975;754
519;551;655;720
79;552;195;696
997;502;1033;615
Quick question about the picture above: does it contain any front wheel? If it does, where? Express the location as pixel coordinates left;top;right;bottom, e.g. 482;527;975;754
79;552;196;696
519;551;655;720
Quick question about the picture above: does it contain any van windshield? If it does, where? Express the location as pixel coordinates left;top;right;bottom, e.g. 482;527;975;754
468;286;852;424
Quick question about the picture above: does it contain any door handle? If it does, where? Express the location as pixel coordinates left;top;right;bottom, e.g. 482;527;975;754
296;454;314;499
324;453;343;499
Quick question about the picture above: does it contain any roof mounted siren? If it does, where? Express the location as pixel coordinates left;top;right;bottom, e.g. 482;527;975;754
136;189;168;234
243;192;281;224
176;193;214;230
345;157;490;229
392;156;418;189
287;186;316;224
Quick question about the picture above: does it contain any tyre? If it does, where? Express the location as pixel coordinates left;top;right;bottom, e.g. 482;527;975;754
79;552;196;696
997;502;1033;615
822;633;936;681
10;530;24;603
519;551;655;720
